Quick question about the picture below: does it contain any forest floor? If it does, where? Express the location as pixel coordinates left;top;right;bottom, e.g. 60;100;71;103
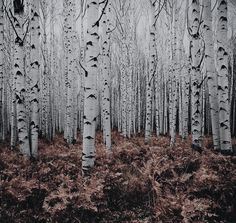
0;132;236;223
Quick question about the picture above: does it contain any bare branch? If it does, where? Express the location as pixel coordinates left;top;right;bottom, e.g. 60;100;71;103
93;0;109;27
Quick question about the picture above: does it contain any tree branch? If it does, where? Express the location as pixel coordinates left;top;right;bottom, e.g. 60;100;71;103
93;0;109;27
3;3;22;42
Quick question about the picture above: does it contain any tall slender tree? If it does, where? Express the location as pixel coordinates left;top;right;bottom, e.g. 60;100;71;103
188;0;203;149
13;0;30;156
170;2;178;147
0;0;3;141
101;1;111;150
82;0;99;174
202;0;220;150
30;0;40;157
64;0;76;144
216;0;232;152
145;0;156;143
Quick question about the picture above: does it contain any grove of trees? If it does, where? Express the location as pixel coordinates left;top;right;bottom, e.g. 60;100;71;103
1;0;235;168
1;0;236;221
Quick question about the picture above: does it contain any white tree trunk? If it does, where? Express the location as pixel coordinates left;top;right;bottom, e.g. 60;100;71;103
155;69;160;136
0;0;3;141
41;0;49;139
30;0;40;157
145;0;155;143
79;3;85;134
182;58;190;139
11;90;17;149
14;2;30;156
82;0;99;174
101;2;111;150
121;29;127;137
216;0;232;152
170;5;178;147
64;0;76;144
189;0;202;149
202;0;220;150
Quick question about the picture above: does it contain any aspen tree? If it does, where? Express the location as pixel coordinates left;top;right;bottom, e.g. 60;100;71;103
72;31;78;142
64;0;76;144
121;35;127;137
0;0;3;141
178;1;189;140
101;1;111;150
30;0;40;157
4;0;18;148
163;64;168;135
13;0;30;156
145;0;155;143
11;82;17;149
127;6;135;138
82;0;99;174
202;0;220;150
137;61;141;133
216;0;232;152
170;2;178;147
41;0;49;139
188;0;203;149
119;11;128;137
0;1;12;142
49;0;57;141
79;0;85;134
167;19;174;138
182;57;190;139
63;0;69;141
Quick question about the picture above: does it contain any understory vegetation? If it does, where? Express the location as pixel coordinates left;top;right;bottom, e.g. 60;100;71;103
1;132;236;223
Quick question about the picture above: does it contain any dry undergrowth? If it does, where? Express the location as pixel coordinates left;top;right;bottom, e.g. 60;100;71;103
0;132;236;222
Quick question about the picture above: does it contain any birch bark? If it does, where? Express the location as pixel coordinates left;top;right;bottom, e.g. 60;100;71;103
14;0;30;155
101;2;111;150
216;0;232;152
0;0;3;141
30;0;40;157
145;0;155;143
189;0;202;149
202;0;220;150
82;0;99;173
